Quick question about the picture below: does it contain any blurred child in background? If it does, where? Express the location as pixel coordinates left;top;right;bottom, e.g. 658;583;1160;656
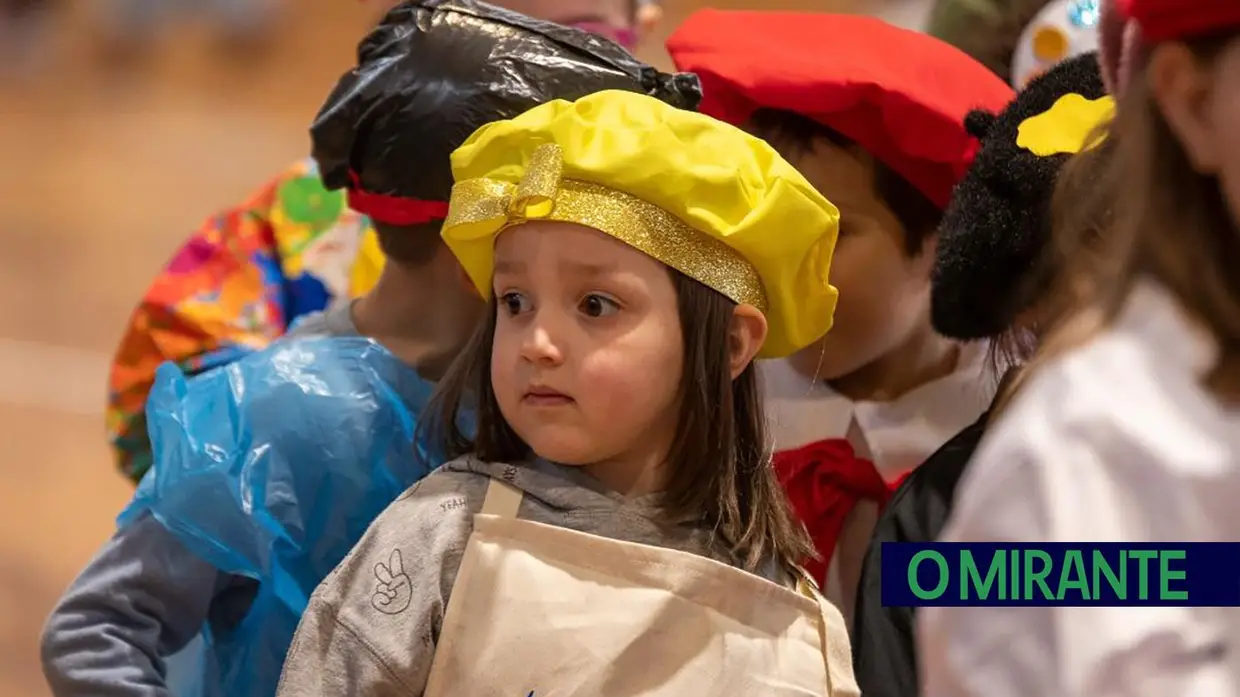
928;0;1063;82
922;0;1240;693
667;10;1013;621
104;0;663;485
929;0;1100;87
0;0;55;77
98;0;282;62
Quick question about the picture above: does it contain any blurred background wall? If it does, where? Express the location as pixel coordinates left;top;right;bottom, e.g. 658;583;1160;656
0;0;931;694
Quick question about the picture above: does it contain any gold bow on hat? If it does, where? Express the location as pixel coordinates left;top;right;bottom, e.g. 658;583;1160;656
444;143;770;313
446;143;564;229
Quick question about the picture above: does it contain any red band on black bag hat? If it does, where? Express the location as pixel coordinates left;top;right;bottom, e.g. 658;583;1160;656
346;171;450;226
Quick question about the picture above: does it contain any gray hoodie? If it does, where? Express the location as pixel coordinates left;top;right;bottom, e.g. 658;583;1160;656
275;456;790;697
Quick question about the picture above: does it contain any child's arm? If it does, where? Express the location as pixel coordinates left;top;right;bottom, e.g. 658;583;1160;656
41;514;236;697
276;478;473;697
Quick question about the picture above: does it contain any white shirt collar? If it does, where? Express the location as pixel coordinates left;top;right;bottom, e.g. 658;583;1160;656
761;341;997;478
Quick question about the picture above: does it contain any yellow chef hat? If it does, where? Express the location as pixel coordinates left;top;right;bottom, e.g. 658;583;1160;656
442;90;839;358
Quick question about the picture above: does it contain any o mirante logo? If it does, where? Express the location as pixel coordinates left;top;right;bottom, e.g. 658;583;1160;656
881;543;1240;607
907;548;1185;602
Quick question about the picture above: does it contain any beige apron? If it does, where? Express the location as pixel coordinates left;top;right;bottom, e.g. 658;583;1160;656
424;477;860;696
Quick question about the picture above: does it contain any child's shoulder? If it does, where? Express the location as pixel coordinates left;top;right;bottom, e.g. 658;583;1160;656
390;455;496;512
311;456;496;605
1019;283;1223;456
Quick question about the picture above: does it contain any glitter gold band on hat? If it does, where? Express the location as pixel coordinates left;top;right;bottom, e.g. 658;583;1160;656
443;90;841;358
446;143;770;313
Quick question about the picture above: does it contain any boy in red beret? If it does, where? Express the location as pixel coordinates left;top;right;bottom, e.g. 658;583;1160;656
667;10;1014;619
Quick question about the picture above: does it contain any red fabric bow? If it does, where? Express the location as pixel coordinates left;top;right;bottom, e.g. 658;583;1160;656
774;438;893;585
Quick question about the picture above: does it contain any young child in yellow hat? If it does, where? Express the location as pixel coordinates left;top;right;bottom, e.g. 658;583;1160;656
275;90;858;697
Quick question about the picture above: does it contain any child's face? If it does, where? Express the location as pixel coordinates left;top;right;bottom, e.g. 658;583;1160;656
783;140;936;380
1203;39;1240;224
489;221;684;469
376;0;643;47
1151;36;1240;225
498;0;637;43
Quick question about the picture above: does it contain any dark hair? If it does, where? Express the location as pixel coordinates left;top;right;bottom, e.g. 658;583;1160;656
372;221;444;266
1032;32;1240;403
424;268;816;572
746;108;942;255
1036;126;1120;310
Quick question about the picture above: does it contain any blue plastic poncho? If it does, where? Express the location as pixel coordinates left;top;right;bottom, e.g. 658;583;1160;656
119;337;460;697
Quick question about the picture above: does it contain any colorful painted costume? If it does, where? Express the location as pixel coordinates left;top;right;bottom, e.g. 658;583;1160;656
42;3;700;697
106;159;374;482
1010;0;1102;87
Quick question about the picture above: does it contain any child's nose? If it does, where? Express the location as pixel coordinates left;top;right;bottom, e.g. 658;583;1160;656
519;321;565;366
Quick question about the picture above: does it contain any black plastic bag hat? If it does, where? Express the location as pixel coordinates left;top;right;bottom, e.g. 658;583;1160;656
311;0;701;226
931;52;1106;339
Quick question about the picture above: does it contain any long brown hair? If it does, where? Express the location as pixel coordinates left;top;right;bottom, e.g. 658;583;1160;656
422;269;816;572
989;124;1122;414
1028;33;1240;403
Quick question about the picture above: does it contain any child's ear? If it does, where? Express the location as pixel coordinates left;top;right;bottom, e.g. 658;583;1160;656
964;110;998;141
1148;42;1222;174
913;230;940;279
727;305;768;378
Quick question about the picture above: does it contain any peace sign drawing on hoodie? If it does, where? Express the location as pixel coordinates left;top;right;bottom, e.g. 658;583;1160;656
371;549;413;615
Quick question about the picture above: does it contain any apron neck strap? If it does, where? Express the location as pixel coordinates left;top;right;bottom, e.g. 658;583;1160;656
792;566;823;603
792;565;859;696
481;477;524;518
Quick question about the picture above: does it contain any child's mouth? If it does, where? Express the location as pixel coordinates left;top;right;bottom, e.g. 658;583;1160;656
522;388;574;406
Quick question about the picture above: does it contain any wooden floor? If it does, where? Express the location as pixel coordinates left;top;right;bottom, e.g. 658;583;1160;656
0;0;924;693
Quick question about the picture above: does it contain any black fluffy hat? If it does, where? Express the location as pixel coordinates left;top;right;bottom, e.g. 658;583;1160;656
931;52;1105;339
311;0;701;225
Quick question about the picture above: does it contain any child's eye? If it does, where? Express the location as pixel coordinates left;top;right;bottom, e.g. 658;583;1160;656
578;293;620;318
499;291;533;316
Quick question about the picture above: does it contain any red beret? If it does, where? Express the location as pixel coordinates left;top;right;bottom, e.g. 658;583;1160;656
666;11;1015;208
1119;0;1240;42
